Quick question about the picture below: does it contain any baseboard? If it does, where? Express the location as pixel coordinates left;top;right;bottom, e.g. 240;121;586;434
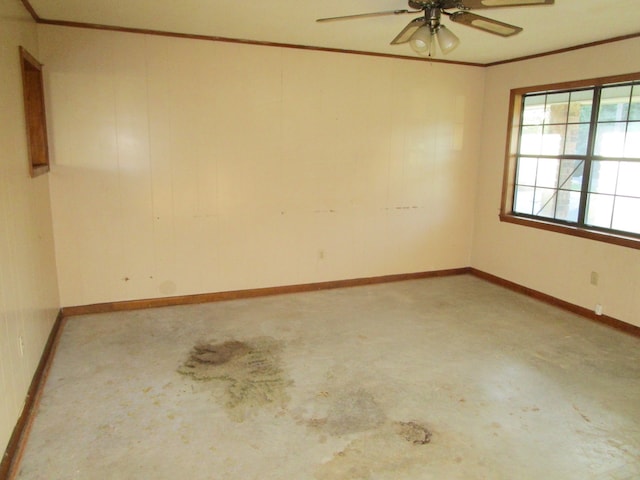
469;268;640;337
62;267;640;338
0;309;66;480
62;268;472;317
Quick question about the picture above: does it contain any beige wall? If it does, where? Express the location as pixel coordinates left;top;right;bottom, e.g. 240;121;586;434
39;25;485;307
0;0;60;453
472;38;640;327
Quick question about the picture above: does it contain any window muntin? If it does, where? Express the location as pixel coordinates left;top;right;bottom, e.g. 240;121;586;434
511;79;640;238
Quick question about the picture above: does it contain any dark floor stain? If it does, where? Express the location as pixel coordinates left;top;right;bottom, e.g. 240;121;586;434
188;341;250;366
177;337;291;422
300;388;433;479
314;421;434;480
325;389;386;435
396;421;432;445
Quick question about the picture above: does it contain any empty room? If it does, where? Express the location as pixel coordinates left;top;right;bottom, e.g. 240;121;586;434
1;0;640;478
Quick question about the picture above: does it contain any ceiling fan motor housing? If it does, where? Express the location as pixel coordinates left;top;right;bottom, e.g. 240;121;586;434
408;1;465;9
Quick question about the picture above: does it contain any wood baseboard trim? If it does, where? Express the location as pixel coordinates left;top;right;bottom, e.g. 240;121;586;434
470;268;640;337
0;310;66;480
62;268;472;317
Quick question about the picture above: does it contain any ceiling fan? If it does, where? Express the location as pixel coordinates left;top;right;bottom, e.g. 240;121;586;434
317;0;554;57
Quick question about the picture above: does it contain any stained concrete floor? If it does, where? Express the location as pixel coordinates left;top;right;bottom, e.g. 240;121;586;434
15;275;640;479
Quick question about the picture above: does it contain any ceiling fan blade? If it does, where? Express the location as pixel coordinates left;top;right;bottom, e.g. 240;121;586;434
316;9;413;23
450;11;522;36
390;18;426;45
458;0;553;8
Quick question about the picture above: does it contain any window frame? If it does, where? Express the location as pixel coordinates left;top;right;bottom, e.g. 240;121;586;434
500;72;640;250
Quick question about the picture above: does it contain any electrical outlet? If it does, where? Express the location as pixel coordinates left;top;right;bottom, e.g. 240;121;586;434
18;336;25;357
595;304;603;316
590;271;599;286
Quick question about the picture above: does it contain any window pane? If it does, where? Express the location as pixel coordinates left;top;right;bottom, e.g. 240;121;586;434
568;89;593;123
520;126;543;155
594;122;626;157
564;123;589;155
514;186;534;214
612;196;640;234
536;158;559;188
545;92;569;124
589;161;619;194
542;124;565;155
534;188;556;218
522;95;546;125
516;157;537;186
558;159;583;191
630;85;640;121
586;193;614;228
556;190;580;222
624;122;640;158
598;85;631;122
616;161;640;197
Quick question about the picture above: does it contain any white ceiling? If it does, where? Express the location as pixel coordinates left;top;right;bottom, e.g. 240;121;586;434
28;0;640;65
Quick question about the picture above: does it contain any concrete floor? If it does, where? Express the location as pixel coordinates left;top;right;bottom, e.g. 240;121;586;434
14;275;640;479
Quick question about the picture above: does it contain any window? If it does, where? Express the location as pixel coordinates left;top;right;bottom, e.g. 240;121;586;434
501;73;640;249
19;46;50;177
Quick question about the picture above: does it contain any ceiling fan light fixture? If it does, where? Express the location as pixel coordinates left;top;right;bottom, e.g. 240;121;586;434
435;25;460;54
318;0;552;57
409;25;433;56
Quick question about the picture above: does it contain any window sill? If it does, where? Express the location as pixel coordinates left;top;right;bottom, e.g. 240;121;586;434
499;213;640;251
